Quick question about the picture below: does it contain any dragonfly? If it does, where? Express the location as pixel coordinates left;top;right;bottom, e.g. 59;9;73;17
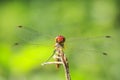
12;26;111;76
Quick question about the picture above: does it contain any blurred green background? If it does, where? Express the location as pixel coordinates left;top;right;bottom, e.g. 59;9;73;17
0;0;120;80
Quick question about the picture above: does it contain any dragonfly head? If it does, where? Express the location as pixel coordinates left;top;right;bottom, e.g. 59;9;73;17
55;35;65;44
55;35;65;48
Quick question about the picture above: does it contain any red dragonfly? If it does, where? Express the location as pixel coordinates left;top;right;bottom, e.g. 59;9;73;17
12;25;112;80
13;25;111;67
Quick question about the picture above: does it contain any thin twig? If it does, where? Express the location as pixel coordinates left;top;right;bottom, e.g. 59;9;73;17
41;41;71;80
41;62;63;66
60;50;71;80
41;52;71;80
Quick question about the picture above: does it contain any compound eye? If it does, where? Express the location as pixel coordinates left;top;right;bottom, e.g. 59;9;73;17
55;35;65;43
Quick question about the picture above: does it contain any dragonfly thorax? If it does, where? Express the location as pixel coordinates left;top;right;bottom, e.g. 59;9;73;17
55;43;64;49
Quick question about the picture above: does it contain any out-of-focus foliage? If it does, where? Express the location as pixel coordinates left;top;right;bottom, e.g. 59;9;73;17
0;0;120;80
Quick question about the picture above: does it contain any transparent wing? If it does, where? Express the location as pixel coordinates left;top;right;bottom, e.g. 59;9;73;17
65;35;111;56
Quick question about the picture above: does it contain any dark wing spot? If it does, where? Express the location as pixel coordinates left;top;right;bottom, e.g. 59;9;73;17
14;42;19;46
105;36;111;38
102;52;108;55
18;25;23;28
